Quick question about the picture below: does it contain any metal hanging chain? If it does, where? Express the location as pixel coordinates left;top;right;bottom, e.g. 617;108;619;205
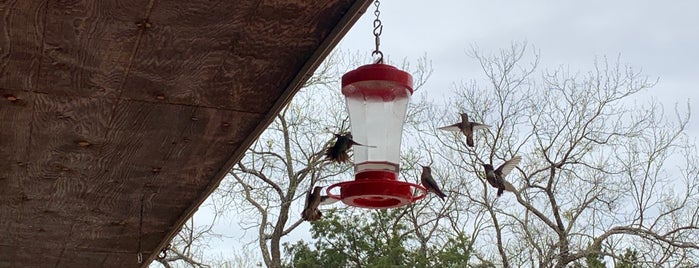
371;0;384;63
157;243;170;260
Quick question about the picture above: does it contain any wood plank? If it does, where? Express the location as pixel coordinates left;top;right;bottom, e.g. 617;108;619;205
0;245;62;267
15;94;113;255
0;87;33;161
119;1;255;106
0;89;32;247
0;0;369;266
0;1;45;91
9;198;75;249
23;94;114;203
65;100;196;253
58;250;140;268
203;1;353;112
38;0;146;98
0;90;32;191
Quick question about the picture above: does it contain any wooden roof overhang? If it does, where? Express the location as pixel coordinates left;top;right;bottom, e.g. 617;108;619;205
0;0;372;266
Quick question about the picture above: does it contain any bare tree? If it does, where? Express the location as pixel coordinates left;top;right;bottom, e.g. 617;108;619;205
421;42;698;267
216;65;349;268
152;202;221;267
207;51;432;268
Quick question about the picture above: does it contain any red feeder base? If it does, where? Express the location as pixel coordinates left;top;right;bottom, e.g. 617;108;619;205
326;171;427;209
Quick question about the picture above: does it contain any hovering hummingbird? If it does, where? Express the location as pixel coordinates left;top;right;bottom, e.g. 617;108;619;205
438;113;491;147
301;186;338;221
302;186;324;221
420;165;447;200
482;156;522;197
325;133;375;163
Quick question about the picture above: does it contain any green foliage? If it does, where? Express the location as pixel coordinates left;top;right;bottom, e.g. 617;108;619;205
585;254;606;268
615;248;639;268
282;208;475;268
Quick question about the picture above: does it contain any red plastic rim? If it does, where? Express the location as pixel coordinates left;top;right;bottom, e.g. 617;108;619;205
326;179;427;209
342;64;414;95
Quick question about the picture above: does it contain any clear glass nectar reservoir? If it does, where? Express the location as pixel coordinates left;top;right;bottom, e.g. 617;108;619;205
342;64;413;174
326;63;427;209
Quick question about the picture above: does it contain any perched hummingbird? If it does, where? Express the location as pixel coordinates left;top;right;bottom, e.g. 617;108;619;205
482;156;522;197
420;165;447;200
302;186;324;221
325;133;374;163
438;113;491;147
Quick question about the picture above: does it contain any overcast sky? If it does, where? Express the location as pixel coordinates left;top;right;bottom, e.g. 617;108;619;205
173;1;699;265
339;0;699;133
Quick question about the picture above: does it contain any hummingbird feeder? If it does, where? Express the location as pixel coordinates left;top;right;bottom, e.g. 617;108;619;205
325;0;427;209
326;0;427;209
326;63;427;209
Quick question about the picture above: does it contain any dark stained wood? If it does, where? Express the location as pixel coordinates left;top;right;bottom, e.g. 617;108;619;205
0;245;62;267
0;89;32;251
0;0;372;267
0;1;45;91
119;1;255;106
38;0;147;98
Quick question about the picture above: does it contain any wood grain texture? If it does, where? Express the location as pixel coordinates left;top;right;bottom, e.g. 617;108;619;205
0;245;62;267
0;89;32;247
38;0;146;98
0;0;368;267
23;94;113;202
120;1;255;106
0;1;45;91
205;1;354;113
58;250;141;268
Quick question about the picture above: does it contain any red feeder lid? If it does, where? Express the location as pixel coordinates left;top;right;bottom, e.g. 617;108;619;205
342;64;414;95
326;171;427;209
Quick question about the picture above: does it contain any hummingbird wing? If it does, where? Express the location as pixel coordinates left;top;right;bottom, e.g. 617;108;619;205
502;180;517;194
319;195;340;206
302;188;323;221
438;123;461;132
422;176;447;200
496;156;522;178
471;123;491;131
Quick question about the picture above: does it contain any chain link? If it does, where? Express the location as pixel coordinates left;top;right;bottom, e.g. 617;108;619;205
157;243;171;260
371;0;384;63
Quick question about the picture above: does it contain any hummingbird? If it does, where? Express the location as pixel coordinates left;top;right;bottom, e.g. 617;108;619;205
482;156;522;197
301;186;338;221
325;133;375;163
302;186;324;221
420;165;447;200
438;113;491;147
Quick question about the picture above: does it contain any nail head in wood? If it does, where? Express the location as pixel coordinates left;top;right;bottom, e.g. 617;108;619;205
77;141;91;147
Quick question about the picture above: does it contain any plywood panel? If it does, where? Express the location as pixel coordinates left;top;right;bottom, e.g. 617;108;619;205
0;0;370;266
23;94;114;203
0;89;32;235
0;245;62;267
0;89;33;162
0;1;45;91
38;0;146;98
119;1;255;106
